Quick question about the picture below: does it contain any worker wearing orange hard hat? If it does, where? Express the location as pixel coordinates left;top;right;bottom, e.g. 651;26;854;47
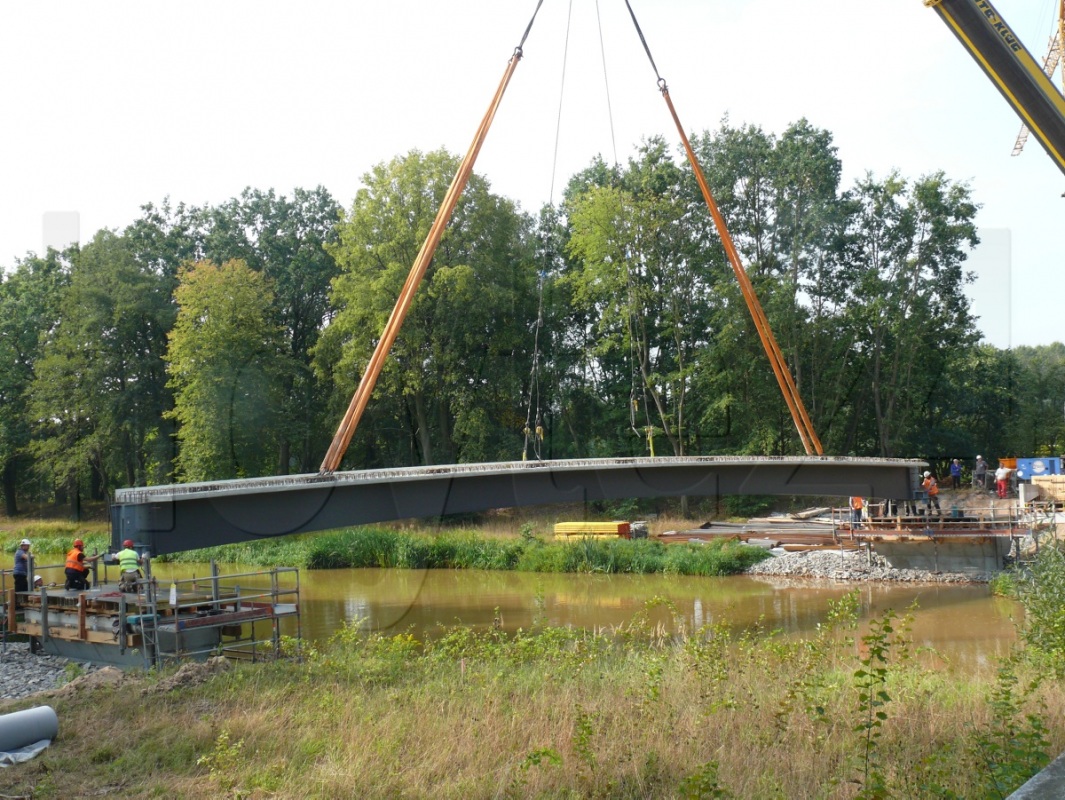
64;538;99;591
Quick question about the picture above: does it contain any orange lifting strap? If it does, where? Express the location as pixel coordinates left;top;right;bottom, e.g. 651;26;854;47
319;5;544;474
623;0;823;455
664;91;823;455
321;0;822;472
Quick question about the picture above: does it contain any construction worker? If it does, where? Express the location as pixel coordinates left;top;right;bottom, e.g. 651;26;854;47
64;538;99;591
995;462;1011;499
974;455;988;490
115;538;143;592
849;496;864;528
13;538;31;593
922;471;941;514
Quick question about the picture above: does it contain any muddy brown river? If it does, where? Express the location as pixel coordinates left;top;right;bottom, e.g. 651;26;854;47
8;556;1020;671
164;563;1019;671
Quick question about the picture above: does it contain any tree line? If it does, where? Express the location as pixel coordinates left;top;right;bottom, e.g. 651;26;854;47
1;118;1062;516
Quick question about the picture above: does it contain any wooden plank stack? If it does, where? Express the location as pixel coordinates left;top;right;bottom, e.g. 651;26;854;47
554;521;631;540
1033;475;1065;502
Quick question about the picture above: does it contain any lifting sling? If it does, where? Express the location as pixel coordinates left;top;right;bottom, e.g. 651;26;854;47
319;2;544;473
322;0;824;472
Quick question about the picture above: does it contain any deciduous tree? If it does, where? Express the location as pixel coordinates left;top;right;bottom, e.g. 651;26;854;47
320;149;536;467
165;259;285;481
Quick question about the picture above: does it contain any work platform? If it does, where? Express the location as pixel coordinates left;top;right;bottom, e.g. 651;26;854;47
4;565;300;668
658;500;1043;576
848;515;1024;575
112;456;924;556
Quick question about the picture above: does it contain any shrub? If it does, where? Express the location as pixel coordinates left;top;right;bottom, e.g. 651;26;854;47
1016;543;1065;672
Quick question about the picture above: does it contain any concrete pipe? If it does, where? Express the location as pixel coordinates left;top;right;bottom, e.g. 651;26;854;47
0;706;58;751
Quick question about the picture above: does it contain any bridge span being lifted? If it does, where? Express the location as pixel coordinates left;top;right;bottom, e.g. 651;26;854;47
111;456;925;556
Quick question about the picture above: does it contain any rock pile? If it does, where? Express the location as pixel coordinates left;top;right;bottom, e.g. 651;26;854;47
745;549;991;583
0;642;103;701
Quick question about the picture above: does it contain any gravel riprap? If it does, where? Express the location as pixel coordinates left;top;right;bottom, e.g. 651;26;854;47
0;641;103;701
745;548;992;583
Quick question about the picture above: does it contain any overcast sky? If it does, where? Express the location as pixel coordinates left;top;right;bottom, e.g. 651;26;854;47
2;0;1061;348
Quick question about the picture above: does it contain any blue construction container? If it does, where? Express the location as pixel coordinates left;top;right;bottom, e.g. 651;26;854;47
1015;457;1061;480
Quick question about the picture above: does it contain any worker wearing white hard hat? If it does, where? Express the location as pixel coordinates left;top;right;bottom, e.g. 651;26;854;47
921;471;941;515
973;455;988;491
33;574;43;588
13;538;31;593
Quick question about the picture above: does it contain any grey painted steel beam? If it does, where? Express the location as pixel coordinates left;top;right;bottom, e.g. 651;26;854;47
111;457;924;556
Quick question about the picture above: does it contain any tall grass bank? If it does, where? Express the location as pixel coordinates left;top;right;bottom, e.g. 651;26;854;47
2;589;1062;798
161;526;771;576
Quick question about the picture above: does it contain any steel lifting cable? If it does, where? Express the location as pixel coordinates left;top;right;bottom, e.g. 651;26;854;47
592;0;655;455
521;268;547;461
622;0;824;455
522;0;571;462
595;0;620;167
625;252;656;456
321;1;544;474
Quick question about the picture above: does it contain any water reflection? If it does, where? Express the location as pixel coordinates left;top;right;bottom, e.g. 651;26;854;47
275;566;1018;671
9;555;1020;671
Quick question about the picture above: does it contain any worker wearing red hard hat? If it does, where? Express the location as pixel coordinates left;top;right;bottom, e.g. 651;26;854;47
64;537;99;591
115;538;143;591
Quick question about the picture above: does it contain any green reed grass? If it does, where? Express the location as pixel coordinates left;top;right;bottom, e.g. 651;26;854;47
159;525;771;577
2;522;109;556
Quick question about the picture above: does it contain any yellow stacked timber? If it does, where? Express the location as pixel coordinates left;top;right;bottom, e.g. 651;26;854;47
554;521;631;540
1033;475;1065;502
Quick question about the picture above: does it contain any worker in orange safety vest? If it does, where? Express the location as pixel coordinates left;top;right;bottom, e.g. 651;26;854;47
849;496;864;527
64;538;100;591
921;471;941;515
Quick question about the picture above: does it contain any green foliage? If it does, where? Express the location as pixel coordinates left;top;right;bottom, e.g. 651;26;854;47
196;728;245;794
971;658;1050;797
564;138;709;459
2;525;108;555
519;521;540;543
1016;544;1065;672
165;258;287;481
506;748;563;798
852;609;897;800
720;494;775;518
319;148;536;468
7;594;1060;799
165;526;770;577
199;186;342;475
572;704;599;785
30;231;179;498
1008;344;1065;456
661;541;772;576
989;568;1019;597
0;251;68;514
61;660;86;684
678;760;733;799
3;124;1053;512
772;590;861;741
